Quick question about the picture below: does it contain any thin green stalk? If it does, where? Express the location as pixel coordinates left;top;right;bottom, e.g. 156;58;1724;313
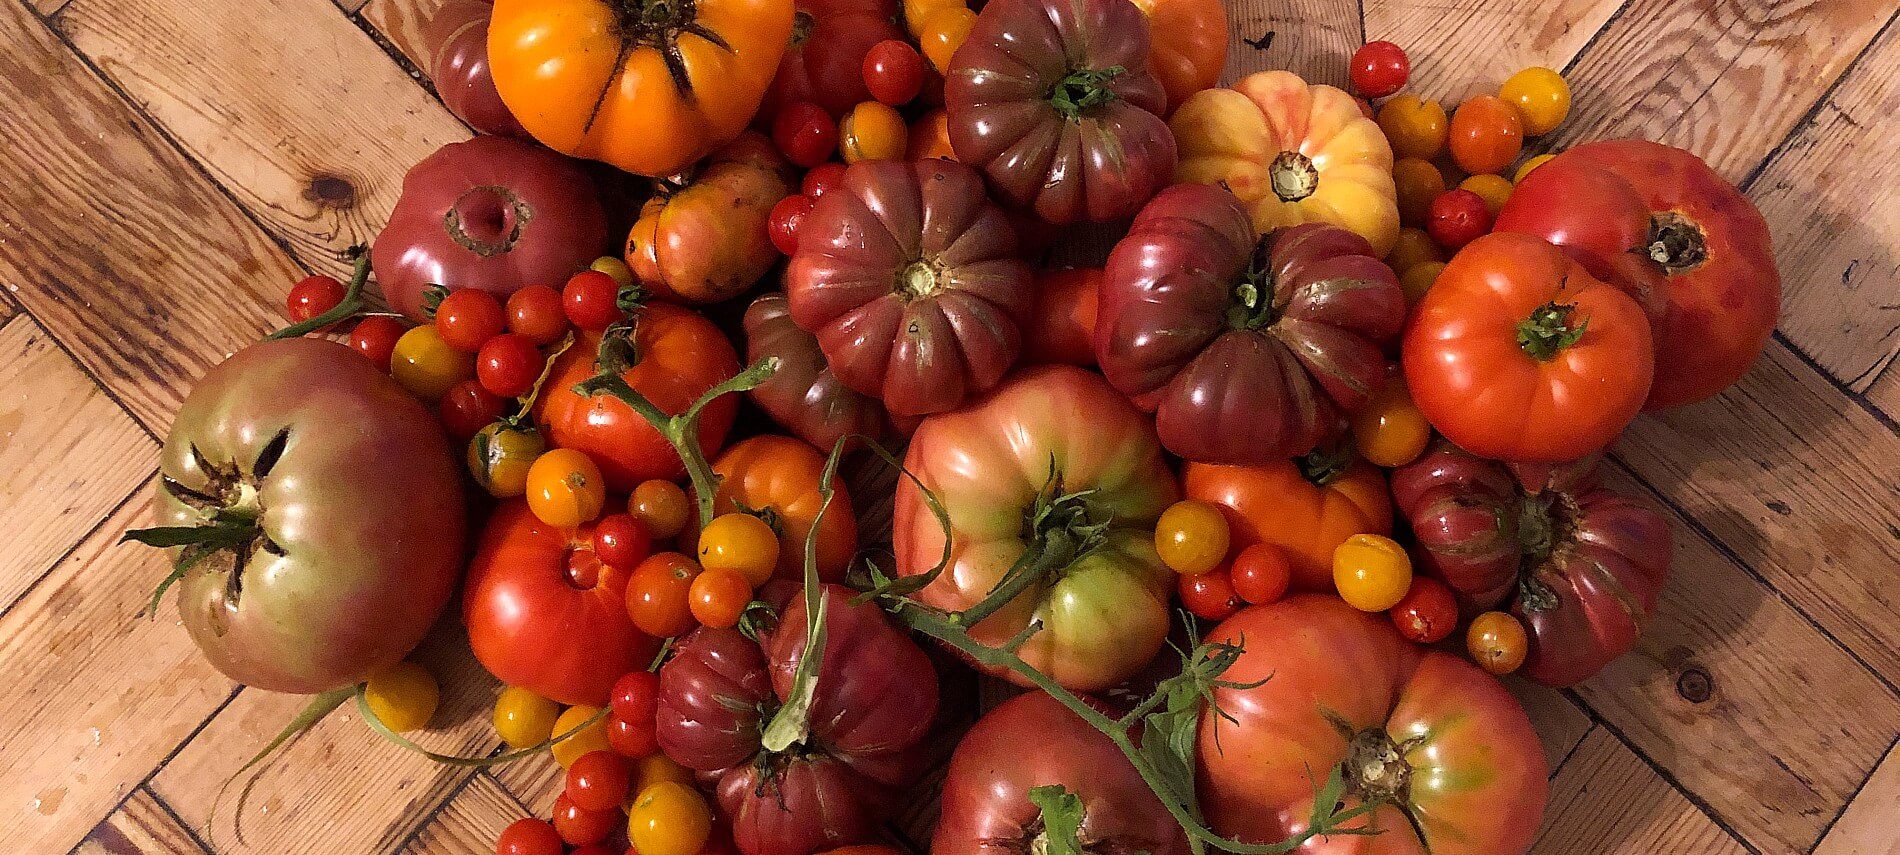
950;531;1073;628
266;250;371;340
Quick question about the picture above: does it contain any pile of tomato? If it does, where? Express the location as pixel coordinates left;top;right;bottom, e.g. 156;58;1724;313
135;4;1785;854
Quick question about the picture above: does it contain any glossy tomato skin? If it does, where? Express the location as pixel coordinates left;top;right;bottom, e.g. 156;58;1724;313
762;0;906;120
626;134;794;304
422;0;527;136
153;339;465;693
695;435;857;582
534;306;741;491
1391;440;1671;686
934;691;1189;855
1184;455;1392;593
784;160;1033;416
1200;596;1548;854
1098;184;1406;463
894;366;1179;691
464;502;661;705
945;0;1176;224
1023;268;1100;367
742;292;905;450
1404;232;1653;463
1128;0;1226;113
1493;139;1780;409
372;136;607;321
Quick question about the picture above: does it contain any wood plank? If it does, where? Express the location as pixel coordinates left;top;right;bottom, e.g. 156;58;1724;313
1531;729;1748;855
488;752;562;816
1750;25;1900;392
0;0;301;431
0;486;236;853
1545;0;1892;183
1219;0;1359;87
361;0;445;70
1572;464;1900;853
72;788;208;855
1509;679;1595;773
0;315;154;614
335;0;373;13
403;773;527;855
1815;739;1900;855
1869;362;1900;419
56;0;471;284
27;0;69;16
1364;0;1626;103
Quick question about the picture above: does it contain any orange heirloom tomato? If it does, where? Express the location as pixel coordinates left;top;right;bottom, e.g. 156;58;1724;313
1172;70;1399;256
697;435;858;582
626;133;793;304
488;0;794;177
1128;0;1227;112
1184;452;1392;593
907;108;957;161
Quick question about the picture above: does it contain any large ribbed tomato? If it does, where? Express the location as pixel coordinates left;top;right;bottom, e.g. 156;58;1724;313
1184;451;1391;593
742;292;906;451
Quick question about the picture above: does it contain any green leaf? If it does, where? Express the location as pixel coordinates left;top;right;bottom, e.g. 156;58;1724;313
121;524;248;549
1027;785;1089;855
758;436;843;753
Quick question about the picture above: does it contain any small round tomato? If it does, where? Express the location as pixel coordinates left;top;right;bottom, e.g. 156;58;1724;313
349;315;407;372
695;513;780;587
494;685;560;749
1387;226;1443;274
1350;376;1430;467
917;5;977;72
468;423;545;498
608;712;659;758
631;480;691;540
1400;261;1445;305
611;670;661;722
768;194;813;256
1513;153;1556;183
1376;94;1448;160
566;750;634;812
552;792;621;846
688;567;753;629
863;39;926;106
551;705;612;768
440;379;508;441
1349;40;1410;98
286;274;345;323
391;324;475;400
526;448;608;528
1332;533;1412;612
506;284;569;346
594;513;655;571
1393;157;1447;228
633;753;695;792
497;818;564;855
1389;575;1457;643
1229;543;1291;606
801;162;849;199
434;288;507;352
1459;173;1514;215
364;660;438;733
1155;500;1231;575
626;552;700;638
562;270;624;332
1427;188;1494;250
592;256;637;290
477;333;544;398
1500;66;1570;136
628;781;713;855
839;101;907;163
771;102;838;169
1449;95;1524;176
1468;610;1529;674
1179;568;1242;621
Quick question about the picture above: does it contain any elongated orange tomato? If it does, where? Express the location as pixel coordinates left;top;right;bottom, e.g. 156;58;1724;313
489;0;794;177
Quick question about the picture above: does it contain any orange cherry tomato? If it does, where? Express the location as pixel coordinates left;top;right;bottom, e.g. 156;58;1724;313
632;480;692;540
550;705;612;768
688;567;753;629
1513;153;1556;183
908;109;957;161
1377;94;1449;160
1332;533;1413;612
1392;157;1447;228
1459;173;1514;215
695;513;779;587
915;5;977;73
1449;95;1524;176
1499;66;1571;136
526;448;608;527
628;781;714;855
698;435;858;583
1155;500;1231;575
1468;610;1529;674
627;552;701;638
1350;375;1431;468
390;325;475;401
839;101;908;163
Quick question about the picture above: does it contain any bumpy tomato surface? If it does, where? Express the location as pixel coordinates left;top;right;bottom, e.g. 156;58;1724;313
1184;451;1391;593
625;133;792;304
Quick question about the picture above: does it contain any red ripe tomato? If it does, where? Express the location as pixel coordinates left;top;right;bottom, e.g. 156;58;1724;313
1023;268;1100;368
607;711;659;758
439;379;507;440
772;102;839;169
593;513;655;572
1349;40;1409;98
350;316;407;373
476;332;544;398
286;274;345;322
1389;574;1457;643
611;670;661;721
768;194;813;256
505;283;568;345
862;40;925;106
434;288;507;352
566;750;634;811
551;792;621;846
761;0;906;120
627;552;702;639
800;162;848;198
1178;569;1241;620
497;818;564;855
1427;188;1493;249
1228;542;1291;605
562;270;624;332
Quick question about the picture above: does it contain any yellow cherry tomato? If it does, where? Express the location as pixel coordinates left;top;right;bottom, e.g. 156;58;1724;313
468;423;545;498
390;324;475;401
551;704;611;768
1467;611;1529;675
1332;534;1412;612
840;101;908;163
493;685;561;749
628;781;714;855
1351;378;1431;468
904;0;962;37
1459;174;1513;215
591;256;637;290
1154;500;1231;575
1387;227;1443;273
1513;153;1556;183
1499;66;1571;136
632;480;692;540
1392;157;1447;228
634;752;696;793
917;5;978;73
696;513;780;587
1376;94;1449;161
527;448;607;527
364;660;439;733
1399;261;1446;305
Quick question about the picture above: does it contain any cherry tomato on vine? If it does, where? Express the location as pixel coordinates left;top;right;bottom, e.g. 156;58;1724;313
631;480;691;540
551;705;612;768
1154;500;1230;576
440;379;508;441
801;162;849;199
863;39;926;106
1351;376;1430;468
506;284;568;346
477;332;544;398
1349;41;1410;98
611;670;661;722
1499;66;1571;136
494;685;560;749
1376;94;1448;160
286;274;345;323
608;711;659;758
771;102;839;169
1389;575;1458;644
628;781;714;855
1387;227;1443;274
627;552;701;638
768;194;813;256
496;818;563;855
552;792;621;846
434;288;506;352
1178;569;1242;621
1449;95;1524;175
563;269;625;332
526;448;607;527
363;661;438;733
1229;543;1292;606
1458;173;1514;215
1468;611;1529;675
1427;188;1494;250
1333;534;1413;612
839;101;907;163
566;750;634;811
468;423;545;498
350;315;407;372
696;513;780;586
1399;261;1445;305
688;567;753;629
1392;157;1447;227
391;324;475;401
594;513;655;570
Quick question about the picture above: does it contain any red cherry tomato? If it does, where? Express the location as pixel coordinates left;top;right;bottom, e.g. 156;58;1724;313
440;379;507;440
608;711;660;758
800;162;848;199
496;818;564;855
1179;569;1242;621
506;284;569;346
593;513;655;571
772;102;840;169
1389;575;1458;644
1229;543;1292;606
1427;188;1494;250
863;40;926;106
563;270;624;332
476;332;544;398
1350;41;1410;98
611;670;662;722
434;288;507;352
349;316;407;373
551;792;621;846
566;750;634;811
768;194;814;256
286;274;345;323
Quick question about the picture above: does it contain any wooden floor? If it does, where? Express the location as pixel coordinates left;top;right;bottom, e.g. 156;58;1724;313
0;0;1894;852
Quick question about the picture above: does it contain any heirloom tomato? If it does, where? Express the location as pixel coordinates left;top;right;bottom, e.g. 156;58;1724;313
1494;139;1780;409
784;159;1033;416
1200;596;1548;854
145;338;464;694
1024;267;1100;367
934;691;1189;855
695;435;858;582
1184;450;1392;593
894;366;1178;691
657;585;938;855
1404;232;1653;462
1172;70;1399;256
1097;184;1406;463
762;0;905;120
743;292;903;450
422;0;527;136
626;133;793;304
488;0;793;177
946;0;1176;224
534;305;741;491
1391;440;1671;686
465;502;661;705
1129;0;1226;112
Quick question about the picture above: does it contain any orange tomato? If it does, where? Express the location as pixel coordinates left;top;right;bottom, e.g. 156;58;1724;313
1351;376;1430;468
1449;95;1524;176
840;101;908;162
1499;66;1571;136
1387;226;1443;274
1184;455;1392;592
1332;533;1412;612
1399;260;1446;305
911;3;976;73
1392;157;1446;228
907;108;957;161
698;435;859;582
1459;173;1514;214
526;448;608;527
1023;267;1100;367
1129;0;1227;112
625;133;793;304
1376;94;1449;160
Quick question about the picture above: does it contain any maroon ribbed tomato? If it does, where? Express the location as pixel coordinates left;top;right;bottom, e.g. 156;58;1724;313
784;159;1033;416
742;292;907;451
1391;439;1672;686
945;0;1175;224
1096;183;1406;463
423;0;527;136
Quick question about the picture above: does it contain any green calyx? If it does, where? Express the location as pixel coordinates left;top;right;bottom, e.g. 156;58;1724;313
1050;65;1127;119
1515;301;1588;361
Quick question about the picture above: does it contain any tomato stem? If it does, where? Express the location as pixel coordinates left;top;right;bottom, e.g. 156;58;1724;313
1049;65;1126;119
265;248;370;340
1644;211;1707;274
1268;151;1319;203
1515;301;1587;361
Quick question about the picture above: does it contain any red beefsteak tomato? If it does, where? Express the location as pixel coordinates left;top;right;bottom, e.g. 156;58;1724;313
761;0;906;120
743;292;907;450
1184;450;1391;593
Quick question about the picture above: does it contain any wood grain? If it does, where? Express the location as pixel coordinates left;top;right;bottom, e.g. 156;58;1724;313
1869;363;1900;419
402;774;528;855
361;0;446;71
1815;739;1900;855
1219;0;1359;86
1531;728;1748;854
1364;0;1627;103
0;315;154;613
73;788;209;855
1510;679;1596;773
55;0;470;283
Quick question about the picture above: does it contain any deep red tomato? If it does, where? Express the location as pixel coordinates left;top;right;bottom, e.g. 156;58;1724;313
1427;187;1492;249
593;513;655;571
464;502;662;705
1178;569;1241;620
611;670;661;721
1493;139;1780;409
476;332;543;398
761;0;906;120
350;315;407;372
562;269;624;332
566;750;634;811
497;818;564;855
1350;40;1410;98
862;40;925;106
552;792;621;846
286;274;345;322
607;712;659;758
1201;596;1548;854
742;293;906;451
439;379;507;440
772;103;840;168
800;163;847;198
505;283;568;345
1228;542;1291;605
435;288;507;352
1023;268;1100;368
768;195;813;256
1388;574;1457;643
